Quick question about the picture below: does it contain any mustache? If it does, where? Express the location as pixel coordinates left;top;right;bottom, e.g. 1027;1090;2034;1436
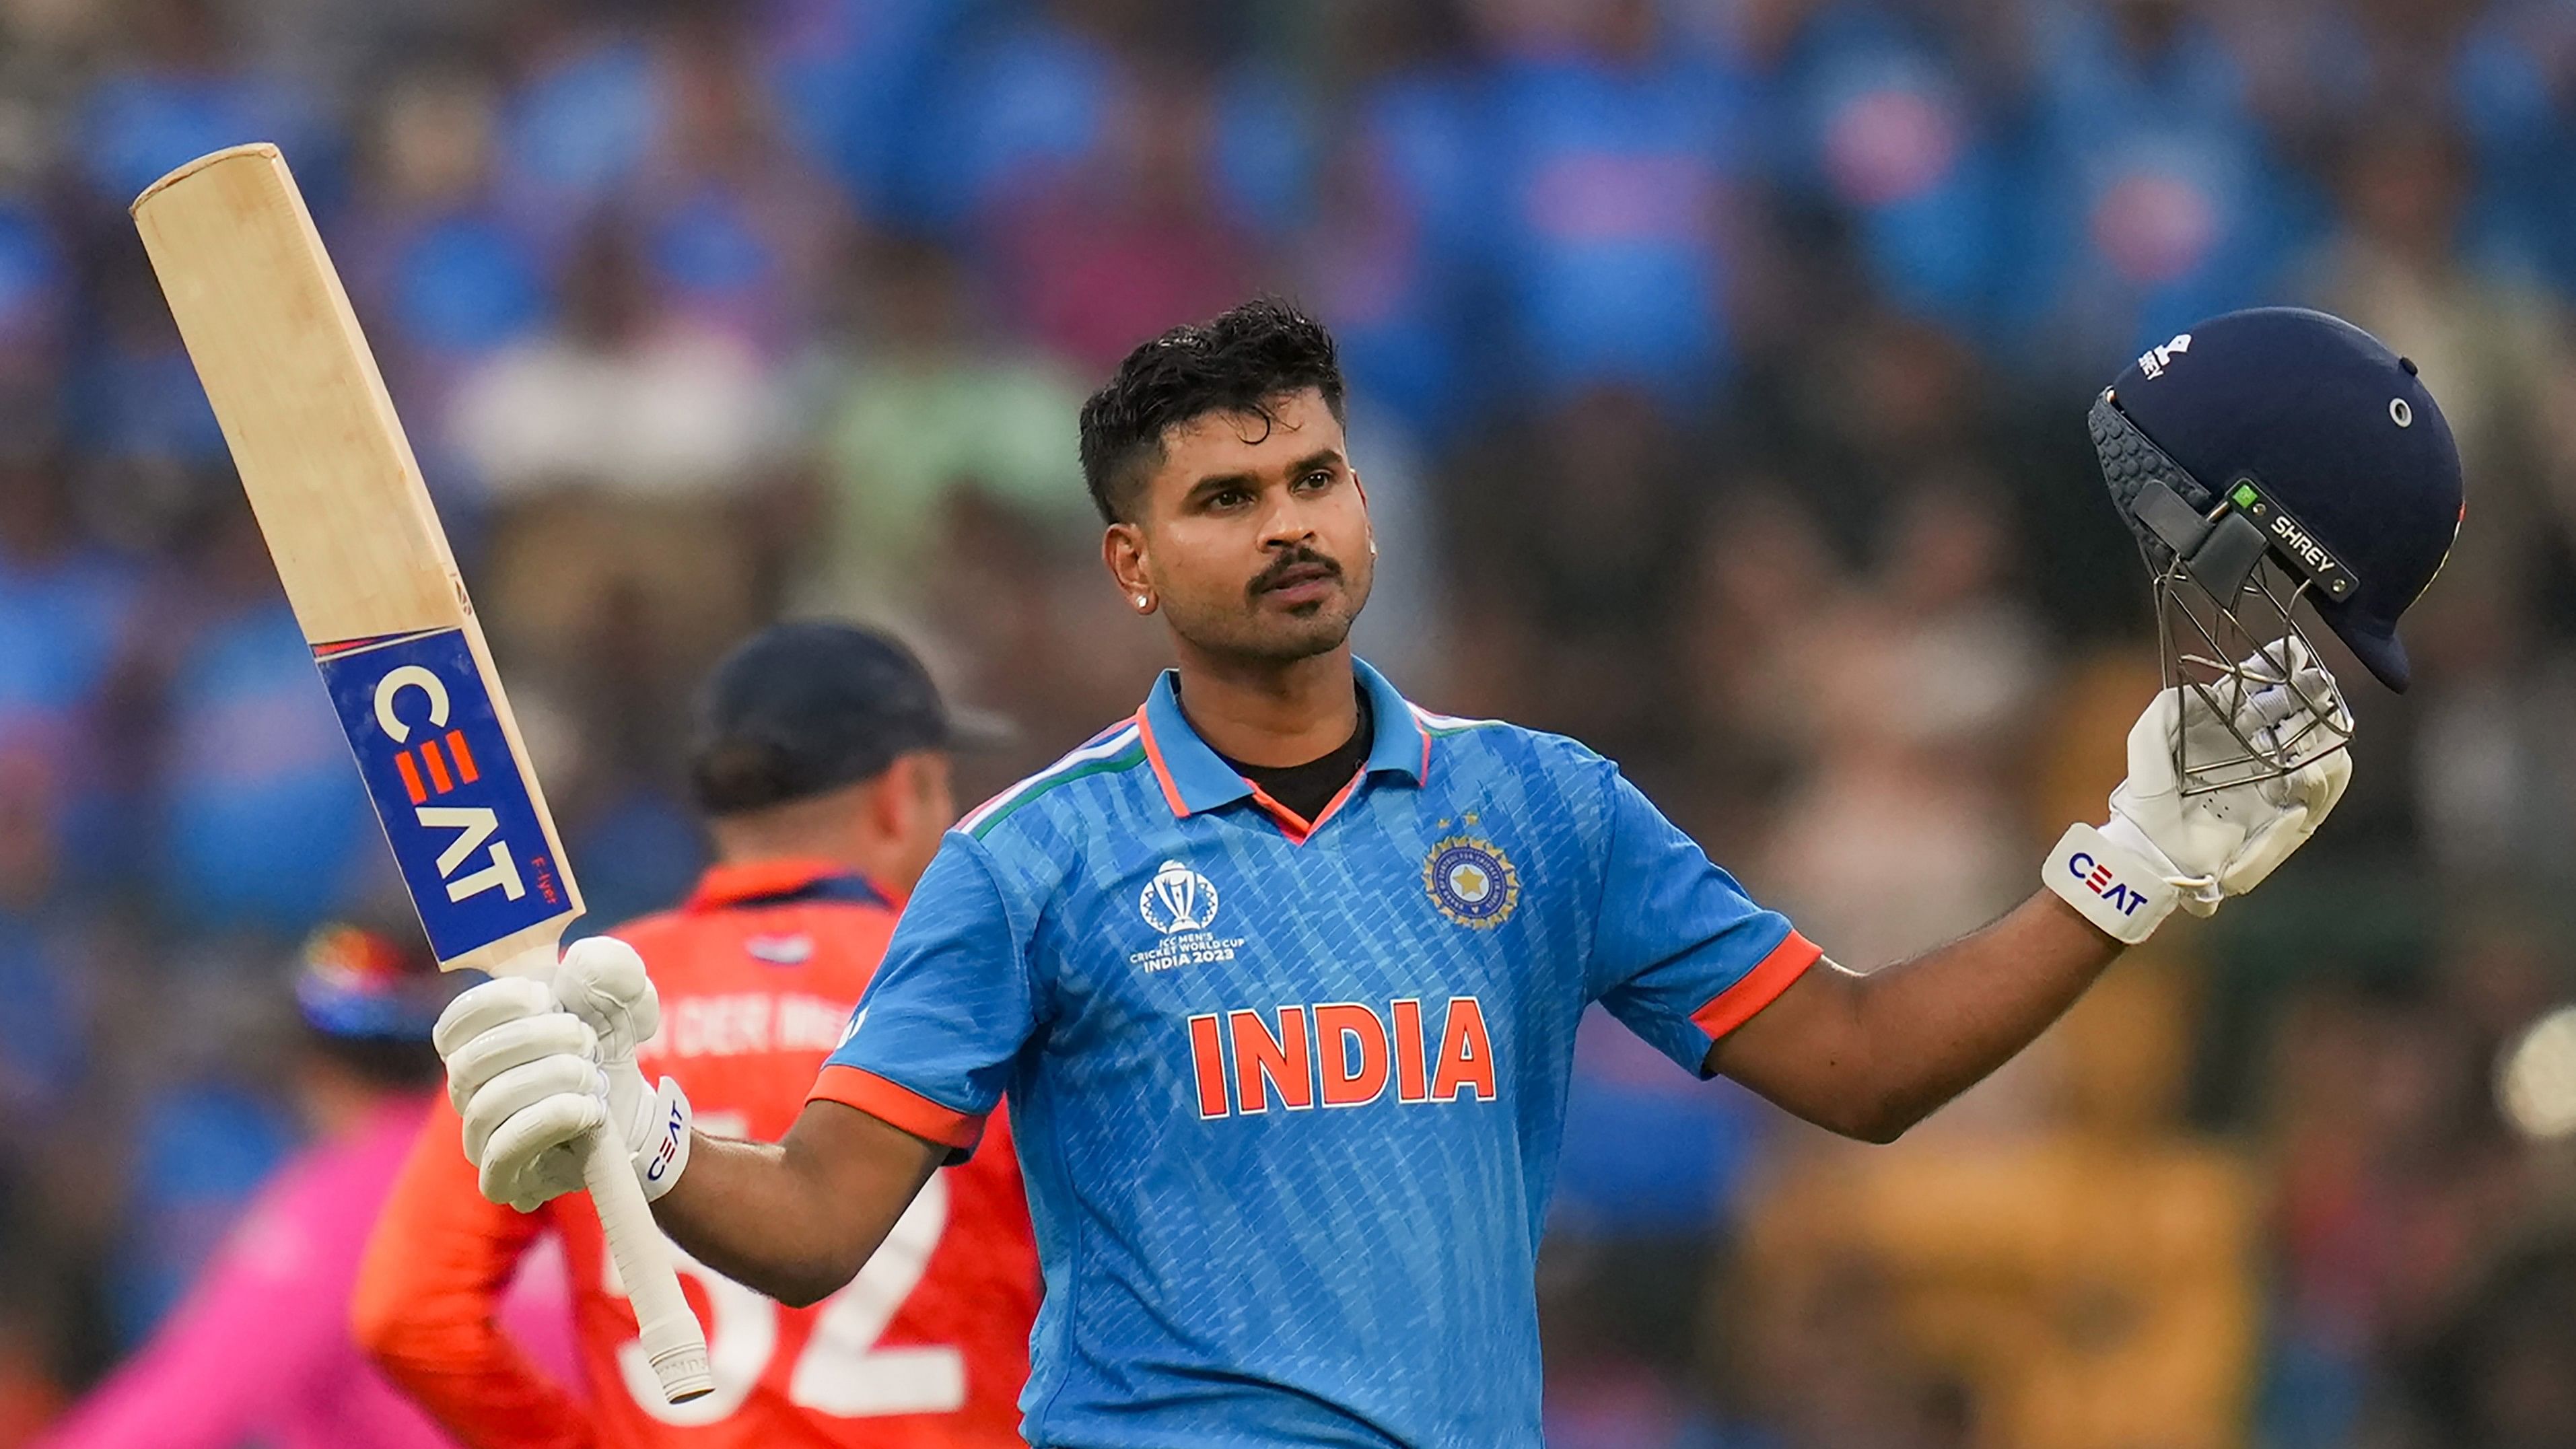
1248;546;1345;599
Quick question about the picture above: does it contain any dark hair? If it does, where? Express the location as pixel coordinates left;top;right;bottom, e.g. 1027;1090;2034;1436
1077;298;1346;523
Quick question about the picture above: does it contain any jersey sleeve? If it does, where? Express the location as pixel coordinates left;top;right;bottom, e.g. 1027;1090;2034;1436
349;1098;594;1449
810;833;1039;1160
1588;767;1820;1075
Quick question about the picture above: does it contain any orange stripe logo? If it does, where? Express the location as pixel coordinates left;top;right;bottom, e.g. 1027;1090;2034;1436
444;730;479;783
420;738;454;793
394;729;483;803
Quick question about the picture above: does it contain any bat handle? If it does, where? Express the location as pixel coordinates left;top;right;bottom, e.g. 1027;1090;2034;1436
582;1127;714;1403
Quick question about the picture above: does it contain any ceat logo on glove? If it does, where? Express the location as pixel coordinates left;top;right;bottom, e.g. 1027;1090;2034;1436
2046;823;2177;944
647;1099;687;1185
2066;850;2151;917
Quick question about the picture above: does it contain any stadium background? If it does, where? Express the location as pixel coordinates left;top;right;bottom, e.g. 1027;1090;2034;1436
2;0;2575;1444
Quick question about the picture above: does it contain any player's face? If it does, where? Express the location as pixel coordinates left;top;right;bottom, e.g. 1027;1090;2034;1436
1107;388;1376;664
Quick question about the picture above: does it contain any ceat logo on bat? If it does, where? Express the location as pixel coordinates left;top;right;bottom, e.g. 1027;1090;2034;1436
314;628;567;960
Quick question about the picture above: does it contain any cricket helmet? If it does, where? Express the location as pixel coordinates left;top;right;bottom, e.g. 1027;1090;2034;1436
2090;306;2463;791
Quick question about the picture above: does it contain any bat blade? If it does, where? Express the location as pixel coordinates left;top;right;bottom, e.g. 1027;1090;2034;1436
308;629;575;962
133;143;711;1406
130;143;580;977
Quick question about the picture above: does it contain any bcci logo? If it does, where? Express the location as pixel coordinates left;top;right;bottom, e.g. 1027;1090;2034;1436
1424;827;1519;929
1140;859;1221;935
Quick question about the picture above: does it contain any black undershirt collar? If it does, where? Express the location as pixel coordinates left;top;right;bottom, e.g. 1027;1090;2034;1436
1214;687;1374;825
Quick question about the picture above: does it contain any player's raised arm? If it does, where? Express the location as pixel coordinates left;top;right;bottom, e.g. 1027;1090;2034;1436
1710;637;2353;1139
1712;308;2462;1142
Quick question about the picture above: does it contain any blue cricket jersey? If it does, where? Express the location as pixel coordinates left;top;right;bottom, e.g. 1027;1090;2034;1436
812;660;1817;1448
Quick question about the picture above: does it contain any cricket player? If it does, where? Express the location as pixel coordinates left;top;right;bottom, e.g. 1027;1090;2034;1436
355;624;1039;1448
36;925;576;1449
433;302;2461;1446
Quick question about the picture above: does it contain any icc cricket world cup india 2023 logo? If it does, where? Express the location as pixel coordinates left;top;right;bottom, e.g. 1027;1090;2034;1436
1132;860;1245;971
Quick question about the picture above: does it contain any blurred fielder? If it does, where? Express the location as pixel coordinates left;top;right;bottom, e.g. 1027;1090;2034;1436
431;300;2459;1447
355;623;1040;1447
36;926;576;1449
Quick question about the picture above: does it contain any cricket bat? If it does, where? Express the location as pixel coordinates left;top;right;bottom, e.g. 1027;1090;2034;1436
131;143;713;1405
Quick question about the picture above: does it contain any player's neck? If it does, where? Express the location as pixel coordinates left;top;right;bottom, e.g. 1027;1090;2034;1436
1168;642;1361;768
707;783;907;891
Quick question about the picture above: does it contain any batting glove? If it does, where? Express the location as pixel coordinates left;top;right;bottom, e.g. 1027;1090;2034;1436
553;936;693;1203
434;939;693;1212
2046;640;2353;944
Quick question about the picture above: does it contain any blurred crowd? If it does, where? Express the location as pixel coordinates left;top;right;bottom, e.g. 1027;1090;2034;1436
3;0;2576;1444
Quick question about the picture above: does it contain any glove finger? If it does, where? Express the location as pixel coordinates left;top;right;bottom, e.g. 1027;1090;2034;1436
506;1141;586;1213
2233;636;2315;687
2177;680;2270;766
497;1141;582;1213
489;1158;540;1213
476;1095;605;1207
434;977;557;1058
2288;746;2354;819
2124;689;2188;796
2225;641;2350;754
555;935;660;1056
461;1054;604;1163
2227;751;2353;897
2236;668;2328;732
445;1014;598;1110
2265;709;2349;770
2235;680;2350;795
2216;804;2315;897
2241;668;2349;746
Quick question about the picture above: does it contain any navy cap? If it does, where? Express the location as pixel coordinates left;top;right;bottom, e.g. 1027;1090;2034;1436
2099;306;2464;692
688;623;1007;815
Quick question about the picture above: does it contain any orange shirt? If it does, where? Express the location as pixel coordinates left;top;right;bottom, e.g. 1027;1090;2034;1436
355;859;1041;1449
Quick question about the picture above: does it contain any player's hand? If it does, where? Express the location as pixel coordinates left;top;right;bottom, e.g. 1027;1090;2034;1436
2112;639;2352;911
553;937;695;1202
433;942;695;1211
553;934;660;1059
436;975;604;1211
2046;640;2353;943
